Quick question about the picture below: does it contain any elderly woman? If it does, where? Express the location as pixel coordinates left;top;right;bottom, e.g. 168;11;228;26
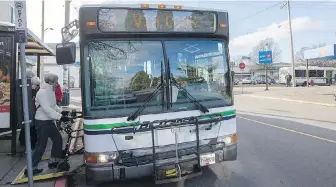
25;73;70;176
19;74;41;149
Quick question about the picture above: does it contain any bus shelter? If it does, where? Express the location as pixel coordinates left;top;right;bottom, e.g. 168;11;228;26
0;21;55;155
303;44;336;86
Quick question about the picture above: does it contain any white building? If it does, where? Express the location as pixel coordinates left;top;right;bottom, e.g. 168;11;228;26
44;43;80;88
0;1;15;24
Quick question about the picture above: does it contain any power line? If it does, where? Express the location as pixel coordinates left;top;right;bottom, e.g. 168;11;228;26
231;1;284;26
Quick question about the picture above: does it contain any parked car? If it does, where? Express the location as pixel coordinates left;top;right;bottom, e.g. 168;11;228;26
242;77;256;84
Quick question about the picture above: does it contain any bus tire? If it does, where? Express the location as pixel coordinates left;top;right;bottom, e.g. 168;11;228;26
302;82;307;87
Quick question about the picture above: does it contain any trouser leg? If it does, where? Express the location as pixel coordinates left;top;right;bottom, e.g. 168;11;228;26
32;120;49;168
49;121;63;160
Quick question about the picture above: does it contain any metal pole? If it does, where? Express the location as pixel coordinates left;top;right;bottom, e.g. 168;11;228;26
306;59;309;87
20;43;34;187
64;0;71;96
41;1;44;41
287;0;296;87
241;70;243;94
264;44;269;91
265;66;269;91
14;1;33;185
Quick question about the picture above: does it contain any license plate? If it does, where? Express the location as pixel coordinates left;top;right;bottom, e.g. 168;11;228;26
165;168;177;177
200;153;216;166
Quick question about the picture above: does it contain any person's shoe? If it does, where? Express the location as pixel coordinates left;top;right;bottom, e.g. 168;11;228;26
24;168;43;176
48;162;59;169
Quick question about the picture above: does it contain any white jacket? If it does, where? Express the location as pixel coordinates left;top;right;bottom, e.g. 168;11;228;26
35;83;63;120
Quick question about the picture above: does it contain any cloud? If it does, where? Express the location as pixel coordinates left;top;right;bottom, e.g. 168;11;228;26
229;17;326;56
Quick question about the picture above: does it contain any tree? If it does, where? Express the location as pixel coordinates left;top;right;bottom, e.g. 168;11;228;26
130;71;151;91
248;38;281;65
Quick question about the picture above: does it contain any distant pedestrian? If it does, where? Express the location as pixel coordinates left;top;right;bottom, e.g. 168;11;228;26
285;73;290;87
288;74;292;86
55;83;63;106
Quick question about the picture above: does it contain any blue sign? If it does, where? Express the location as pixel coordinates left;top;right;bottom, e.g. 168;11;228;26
258;50;273;64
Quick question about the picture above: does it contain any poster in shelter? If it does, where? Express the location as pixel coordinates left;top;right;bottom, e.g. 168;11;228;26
0;35;12;128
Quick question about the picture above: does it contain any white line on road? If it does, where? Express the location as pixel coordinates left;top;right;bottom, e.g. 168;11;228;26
240;95;336;107
238;116;336;144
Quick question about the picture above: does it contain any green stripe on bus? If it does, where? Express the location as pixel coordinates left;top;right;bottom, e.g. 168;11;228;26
84;109;236;130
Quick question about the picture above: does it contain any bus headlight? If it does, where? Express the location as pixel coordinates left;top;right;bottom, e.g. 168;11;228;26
85;152;119;164
217;134;237;147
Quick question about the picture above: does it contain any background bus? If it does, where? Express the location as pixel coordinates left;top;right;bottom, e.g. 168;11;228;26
279;66;336;86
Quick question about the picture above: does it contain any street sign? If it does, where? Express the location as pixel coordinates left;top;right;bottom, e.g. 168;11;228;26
14;1;27;43
259;50;273;64
239;62;245;70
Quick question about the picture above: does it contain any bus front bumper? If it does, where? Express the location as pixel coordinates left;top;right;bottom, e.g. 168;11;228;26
85;144;237;184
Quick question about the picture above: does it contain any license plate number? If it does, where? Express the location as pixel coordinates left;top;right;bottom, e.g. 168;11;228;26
200;153;216;166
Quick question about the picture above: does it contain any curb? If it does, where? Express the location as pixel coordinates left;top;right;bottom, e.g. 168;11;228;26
54;177;67;187
241;95;336;107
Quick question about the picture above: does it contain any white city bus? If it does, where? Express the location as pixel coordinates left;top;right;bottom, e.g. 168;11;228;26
56;4;237;185
279;66;336;86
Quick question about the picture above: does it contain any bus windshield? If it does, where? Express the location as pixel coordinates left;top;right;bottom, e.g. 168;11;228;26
86;40;231;117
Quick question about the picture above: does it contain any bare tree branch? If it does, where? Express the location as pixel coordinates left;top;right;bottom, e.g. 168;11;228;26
295;43;326;63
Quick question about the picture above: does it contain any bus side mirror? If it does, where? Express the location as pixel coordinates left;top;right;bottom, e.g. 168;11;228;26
56;42;76;65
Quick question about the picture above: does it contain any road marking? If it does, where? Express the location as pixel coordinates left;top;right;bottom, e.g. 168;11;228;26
238;116;336;144
240;95;336;107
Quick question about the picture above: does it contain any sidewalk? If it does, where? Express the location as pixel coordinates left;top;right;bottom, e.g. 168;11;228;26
0;132;58;187
234;85;336;107
0;121;84;187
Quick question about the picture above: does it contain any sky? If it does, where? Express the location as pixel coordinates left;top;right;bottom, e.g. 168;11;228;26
22;0;336;63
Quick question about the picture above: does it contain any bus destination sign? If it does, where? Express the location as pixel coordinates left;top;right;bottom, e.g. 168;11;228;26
98;8;216;33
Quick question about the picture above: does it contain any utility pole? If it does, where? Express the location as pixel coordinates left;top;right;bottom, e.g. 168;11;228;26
265;43;269;91
287;0;296;87
64;0;71;93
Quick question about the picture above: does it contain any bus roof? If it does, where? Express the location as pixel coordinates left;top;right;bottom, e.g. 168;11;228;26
80;3;228;13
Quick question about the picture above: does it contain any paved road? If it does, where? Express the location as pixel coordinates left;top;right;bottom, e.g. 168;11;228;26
68;89;336;187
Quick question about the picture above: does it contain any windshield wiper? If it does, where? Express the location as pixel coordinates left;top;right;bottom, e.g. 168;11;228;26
167;59;209;114
170;76;209;113
127;83;164;121
127;61;165;121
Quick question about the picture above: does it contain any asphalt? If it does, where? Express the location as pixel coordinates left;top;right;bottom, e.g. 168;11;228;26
67;113;336;187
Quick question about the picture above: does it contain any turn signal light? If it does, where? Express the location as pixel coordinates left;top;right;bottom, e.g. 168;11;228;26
158;4;166;8
219;23;227;28
87;21;96;26
232;134;237;143
141;4;149;8
85;153;97;163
